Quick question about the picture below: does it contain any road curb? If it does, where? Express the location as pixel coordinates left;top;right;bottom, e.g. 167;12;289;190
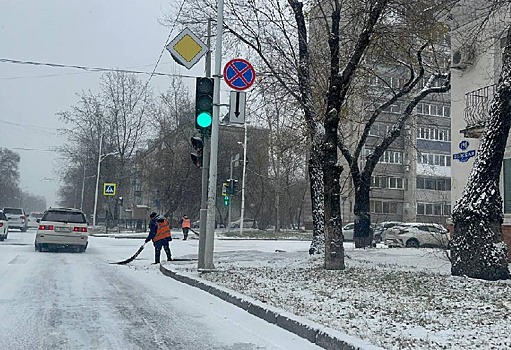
159;264;382;350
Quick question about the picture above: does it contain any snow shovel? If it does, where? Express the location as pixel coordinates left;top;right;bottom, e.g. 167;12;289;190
114;242;146;265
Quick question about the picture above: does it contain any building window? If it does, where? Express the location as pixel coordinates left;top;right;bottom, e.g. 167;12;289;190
417;152;451;167
371;176;404;189
416;103;450;118
504;158;511;213
417;202;451;216
416;177;451;191
366;149;404;164
371;200;399;214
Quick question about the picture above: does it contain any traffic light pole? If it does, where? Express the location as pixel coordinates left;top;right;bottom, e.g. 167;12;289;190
203;0;224;271
197;19;212;270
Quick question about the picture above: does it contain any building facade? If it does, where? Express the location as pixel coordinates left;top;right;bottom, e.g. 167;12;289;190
449;1;511;257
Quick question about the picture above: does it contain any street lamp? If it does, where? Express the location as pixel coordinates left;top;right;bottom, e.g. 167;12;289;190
92;134;119;228
239;121;249;235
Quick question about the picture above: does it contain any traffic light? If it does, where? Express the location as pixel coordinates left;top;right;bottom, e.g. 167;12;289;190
223;195;229;206
190;136;204;168
195;77;214;135
118;196;123;206
222;182;228;196
229;179;238;195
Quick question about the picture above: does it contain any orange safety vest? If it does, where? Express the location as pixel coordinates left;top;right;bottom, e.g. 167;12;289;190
182;218;191;228
153;219;171;242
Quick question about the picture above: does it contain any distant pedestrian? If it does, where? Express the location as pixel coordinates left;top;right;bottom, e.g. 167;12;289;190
144;212;172;264
181;215;191;241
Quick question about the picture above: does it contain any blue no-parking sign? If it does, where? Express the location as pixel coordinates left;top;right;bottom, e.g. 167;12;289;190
223;58;256;91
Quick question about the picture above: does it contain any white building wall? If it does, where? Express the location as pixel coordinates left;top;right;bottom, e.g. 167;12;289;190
449;4;511;209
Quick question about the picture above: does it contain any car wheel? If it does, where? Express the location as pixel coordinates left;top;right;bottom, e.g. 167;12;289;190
0;237;4;242
406;238;420;248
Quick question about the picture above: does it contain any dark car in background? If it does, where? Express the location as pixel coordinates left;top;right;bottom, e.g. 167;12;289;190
2;207;28;232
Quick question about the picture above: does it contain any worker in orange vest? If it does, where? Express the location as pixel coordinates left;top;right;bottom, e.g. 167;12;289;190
144;212;172;264
181;215;191;241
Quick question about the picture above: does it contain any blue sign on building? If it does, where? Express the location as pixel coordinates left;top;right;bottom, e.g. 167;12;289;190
453;150;476;162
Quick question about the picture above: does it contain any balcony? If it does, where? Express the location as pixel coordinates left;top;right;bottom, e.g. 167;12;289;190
462;84;496;138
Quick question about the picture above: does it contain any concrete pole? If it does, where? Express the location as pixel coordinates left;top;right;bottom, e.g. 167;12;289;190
227;155;235;233
239;122;248;235
198;18;213;270
92;133;103;229
80;164;86;211
203;2;224;270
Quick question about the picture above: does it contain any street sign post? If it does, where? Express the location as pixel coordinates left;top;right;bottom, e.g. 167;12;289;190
223;58;256;91
166;28;208;70
229;91;246;124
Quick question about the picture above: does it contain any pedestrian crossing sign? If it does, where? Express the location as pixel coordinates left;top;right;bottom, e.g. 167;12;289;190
103;183;116;196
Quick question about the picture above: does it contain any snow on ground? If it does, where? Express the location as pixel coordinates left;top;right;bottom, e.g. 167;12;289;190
167;240;511;350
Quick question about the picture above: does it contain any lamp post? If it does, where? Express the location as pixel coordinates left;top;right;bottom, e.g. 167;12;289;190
92;134;119;228
239;121;249;235
227;153;240;232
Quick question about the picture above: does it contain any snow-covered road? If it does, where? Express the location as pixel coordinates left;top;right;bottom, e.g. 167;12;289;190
0;230;320;350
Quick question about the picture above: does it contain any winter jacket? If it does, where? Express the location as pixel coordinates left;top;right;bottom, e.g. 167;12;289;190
145;216;171;243
181;218;191;228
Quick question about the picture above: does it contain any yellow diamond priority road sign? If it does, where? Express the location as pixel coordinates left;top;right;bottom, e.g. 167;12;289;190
166;28;207;70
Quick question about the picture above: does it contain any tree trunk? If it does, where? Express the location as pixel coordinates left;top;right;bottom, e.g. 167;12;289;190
308;142;325;255
353;182;373;248
451;26;511;281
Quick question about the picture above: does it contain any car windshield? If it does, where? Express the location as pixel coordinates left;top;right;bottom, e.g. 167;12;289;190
0;212;6;220
42;211;86;224
3;208;23;215
30;212;44;218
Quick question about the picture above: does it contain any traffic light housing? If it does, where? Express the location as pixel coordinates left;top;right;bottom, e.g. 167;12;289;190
190;136;204;168
118;196;123;206
195;77;214;135
229;179;238;195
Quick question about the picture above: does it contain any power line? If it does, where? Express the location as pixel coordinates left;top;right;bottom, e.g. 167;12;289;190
0;58;196;79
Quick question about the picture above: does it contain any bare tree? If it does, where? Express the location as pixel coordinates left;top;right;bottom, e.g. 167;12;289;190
0;148;20;207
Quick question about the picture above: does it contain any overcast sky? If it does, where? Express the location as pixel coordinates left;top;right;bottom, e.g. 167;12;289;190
0;0;206;207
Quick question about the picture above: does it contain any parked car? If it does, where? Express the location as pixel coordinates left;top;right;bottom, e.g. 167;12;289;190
373;221;403;242
342;223;355;241
0;211;9;241
384;222;450;248
343;222;378;241
35;208;88;252
27;212;44;228
2;207;28;232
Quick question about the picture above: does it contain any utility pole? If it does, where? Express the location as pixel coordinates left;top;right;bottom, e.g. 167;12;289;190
93;134;103;228
240;122;248;235
198;18;213;269
203;0;224;271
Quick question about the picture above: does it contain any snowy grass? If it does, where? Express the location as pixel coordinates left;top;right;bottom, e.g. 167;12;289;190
177;247;511;350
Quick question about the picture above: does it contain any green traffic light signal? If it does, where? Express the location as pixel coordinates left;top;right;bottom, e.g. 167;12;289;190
197;111;212;128
223;195;229;206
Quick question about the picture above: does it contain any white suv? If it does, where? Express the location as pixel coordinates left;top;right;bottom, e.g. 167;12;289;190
35;208;88;252
384;222;450;248
2;207;28;232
